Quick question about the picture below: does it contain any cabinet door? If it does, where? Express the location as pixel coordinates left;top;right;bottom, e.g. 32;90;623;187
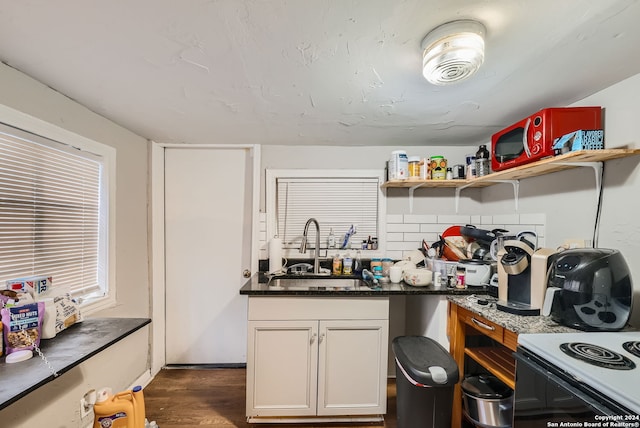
317;319;389;416
246;320;318;417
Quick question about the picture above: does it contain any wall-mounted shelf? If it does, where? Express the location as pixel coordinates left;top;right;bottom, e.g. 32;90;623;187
381;149;640;212
382;149;640;189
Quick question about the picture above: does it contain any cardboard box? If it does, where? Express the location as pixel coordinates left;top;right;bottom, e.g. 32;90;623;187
6;275;52;296
553;129;604;153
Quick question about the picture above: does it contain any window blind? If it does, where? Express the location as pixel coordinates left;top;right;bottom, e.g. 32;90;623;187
276;177;379;249
0;123;104;297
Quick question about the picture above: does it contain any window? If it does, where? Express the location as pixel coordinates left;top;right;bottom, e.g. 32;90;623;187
0;120;114;309
266;169;386;254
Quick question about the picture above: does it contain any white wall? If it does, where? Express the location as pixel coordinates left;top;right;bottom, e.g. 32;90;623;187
261;72;640;330
482;73;640;327
0;63;151;426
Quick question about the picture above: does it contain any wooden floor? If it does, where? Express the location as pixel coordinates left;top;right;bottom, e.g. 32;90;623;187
144;367;398;428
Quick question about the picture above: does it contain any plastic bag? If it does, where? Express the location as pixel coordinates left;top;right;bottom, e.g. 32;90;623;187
1;302;45;354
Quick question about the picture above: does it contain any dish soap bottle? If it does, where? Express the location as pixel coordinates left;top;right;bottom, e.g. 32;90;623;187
327;228;336;249
354;250;363;275
332;254;342;275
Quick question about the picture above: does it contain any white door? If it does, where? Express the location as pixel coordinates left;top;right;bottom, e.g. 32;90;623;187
317;319;389;415
164;147;253;364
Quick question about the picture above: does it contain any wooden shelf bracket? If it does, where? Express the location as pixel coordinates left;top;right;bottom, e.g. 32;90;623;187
455;179;520;213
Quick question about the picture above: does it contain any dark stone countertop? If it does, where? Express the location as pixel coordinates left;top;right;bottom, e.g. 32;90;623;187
240;273;482;296
0;317;151;410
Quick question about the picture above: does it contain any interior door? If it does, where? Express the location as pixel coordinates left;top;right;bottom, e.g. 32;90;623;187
164;147;253;364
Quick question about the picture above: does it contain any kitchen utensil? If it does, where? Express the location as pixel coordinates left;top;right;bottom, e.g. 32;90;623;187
406;249;426;265
402;268;433;286
393;259;417;272
458;260;492;286
462;374;513;428
389;266;403;283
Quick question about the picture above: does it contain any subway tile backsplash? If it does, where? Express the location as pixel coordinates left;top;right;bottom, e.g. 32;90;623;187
258;212;546;261
384;213;546;260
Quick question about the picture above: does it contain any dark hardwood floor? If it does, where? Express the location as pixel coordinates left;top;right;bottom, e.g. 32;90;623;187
144;368;398;428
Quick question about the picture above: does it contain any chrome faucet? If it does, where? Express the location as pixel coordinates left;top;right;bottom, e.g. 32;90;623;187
299;218;321;274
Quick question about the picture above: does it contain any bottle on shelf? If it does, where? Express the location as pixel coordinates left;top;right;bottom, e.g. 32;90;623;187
475;144;491;177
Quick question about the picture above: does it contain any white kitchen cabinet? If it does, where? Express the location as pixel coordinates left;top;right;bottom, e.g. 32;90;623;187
246;296;389;423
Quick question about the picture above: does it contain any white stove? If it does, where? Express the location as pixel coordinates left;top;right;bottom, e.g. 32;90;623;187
517;331;640;415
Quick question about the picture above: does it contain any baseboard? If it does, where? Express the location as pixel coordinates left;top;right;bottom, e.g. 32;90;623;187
130;368;153;389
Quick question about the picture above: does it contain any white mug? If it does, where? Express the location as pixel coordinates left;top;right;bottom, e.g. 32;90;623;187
389;266;403;283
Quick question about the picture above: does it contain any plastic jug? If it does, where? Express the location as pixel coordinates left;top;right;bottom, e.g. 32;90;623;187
93;385;146;428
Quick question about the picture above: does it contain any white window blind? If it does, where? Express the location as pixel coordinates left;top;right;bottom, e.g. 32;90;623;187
276;177;379;249
0;123;105;298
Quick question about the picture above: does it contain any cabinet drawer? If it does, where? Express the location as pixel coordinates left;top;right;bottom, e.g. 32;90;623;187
459;307;503;343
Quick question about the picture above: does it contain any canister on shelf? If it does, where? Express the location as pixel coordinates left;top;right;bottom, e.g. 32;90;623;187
408;156;421;179
370;257;382;272
475;144;491;177
389;150;408;180
430;156;447;180
420;158;430;179
382;258;393;277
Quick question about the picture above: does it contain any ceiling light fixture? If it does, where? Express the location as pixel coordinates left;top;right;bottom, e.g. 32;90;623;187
421;19;486;85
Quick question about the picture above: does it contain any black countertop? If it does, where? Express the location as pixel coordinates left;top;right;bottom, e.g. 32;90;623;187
240;273;482;296
0;317;151;410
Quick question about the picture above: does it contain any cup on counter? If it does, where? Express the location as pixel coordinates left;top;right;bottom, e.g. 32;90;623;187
389;265;403;283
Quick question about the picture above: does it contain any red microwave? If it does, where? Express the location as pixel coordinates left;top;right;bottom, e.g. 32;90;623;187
491;107;602;171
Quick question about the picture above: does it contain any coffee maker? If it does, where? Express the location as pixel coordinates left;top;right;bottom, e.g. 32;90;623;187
496;232;556;316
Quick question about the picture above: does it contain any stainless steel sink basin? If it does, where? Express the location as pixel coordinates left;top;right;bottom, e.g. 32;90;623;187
267;277;371;291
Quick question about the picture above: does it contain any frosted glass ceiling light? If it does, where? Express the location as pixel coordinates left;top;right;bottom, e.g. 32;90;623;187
421;19;486;85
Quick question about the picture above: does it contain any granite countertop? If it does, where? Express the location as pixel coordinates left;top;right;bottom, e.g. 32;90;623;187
240;273;481;296
0;317;151;410
447;295;579;334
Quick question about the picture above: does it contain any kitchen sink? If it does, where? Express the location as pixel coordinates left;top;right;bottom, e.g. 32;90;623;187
267;277;372;291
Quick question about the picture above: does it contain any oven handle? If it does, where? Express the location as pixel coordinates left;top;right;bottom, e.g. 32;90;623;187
471;317;495;331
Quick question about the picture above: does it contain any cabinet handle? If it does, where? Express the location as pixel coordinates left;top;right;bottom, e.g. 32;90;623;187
319;333;325;344
471;317;495;331
310;333;317;344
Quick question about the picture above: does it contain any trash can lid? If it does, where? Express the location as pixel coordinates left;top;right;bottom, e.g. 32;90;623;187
461;374;513;399
392;336;459;387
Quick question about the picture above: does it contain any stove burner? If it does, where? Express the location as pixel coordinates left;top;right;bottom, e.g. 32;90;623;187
560;342;636;370
622;341;640;358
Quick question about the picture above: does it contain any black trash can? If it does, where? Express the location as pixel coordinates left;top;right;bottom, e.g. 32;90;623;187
392;336;459;428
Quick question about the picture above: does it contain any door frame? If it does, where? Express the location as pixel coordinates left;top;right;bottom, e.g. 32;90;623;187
150;142;260;374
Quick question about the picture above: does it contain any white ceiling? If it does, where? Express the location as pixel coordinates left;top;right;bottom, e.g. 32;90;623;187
1;0;639;147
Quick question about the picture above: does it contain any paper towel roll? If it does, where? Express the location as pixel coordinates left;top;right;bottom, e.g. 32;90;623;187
269;237;283;274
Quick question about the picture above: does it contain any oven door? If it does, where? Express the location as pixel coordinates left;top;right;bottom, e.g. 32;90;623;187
513;349;631;426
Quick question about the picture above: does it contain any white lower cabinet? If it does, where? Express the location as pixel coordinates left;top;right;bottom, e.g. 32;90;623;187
246;296;389;423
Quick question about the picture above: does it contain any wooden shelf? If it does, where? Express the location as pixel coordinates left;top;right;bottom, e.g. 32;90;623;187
465;346;516;390
382;149;640;189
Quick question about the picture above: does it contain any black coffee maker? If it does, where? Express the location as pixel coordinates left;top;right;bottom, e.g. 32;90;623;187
547;248;633;331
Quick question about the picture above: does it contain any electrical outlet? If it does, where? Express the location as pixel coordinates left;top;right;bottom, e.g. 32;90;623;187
80;389;96;419
561;238;592;249
80;397;92;419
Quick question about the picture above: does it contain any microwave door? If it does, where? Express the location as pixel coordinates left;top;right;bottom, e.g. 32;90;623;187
523;117;532;158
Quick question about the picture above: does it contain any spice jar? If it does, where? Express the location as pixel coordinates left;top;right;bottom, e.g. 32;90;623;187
408;156;421;180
